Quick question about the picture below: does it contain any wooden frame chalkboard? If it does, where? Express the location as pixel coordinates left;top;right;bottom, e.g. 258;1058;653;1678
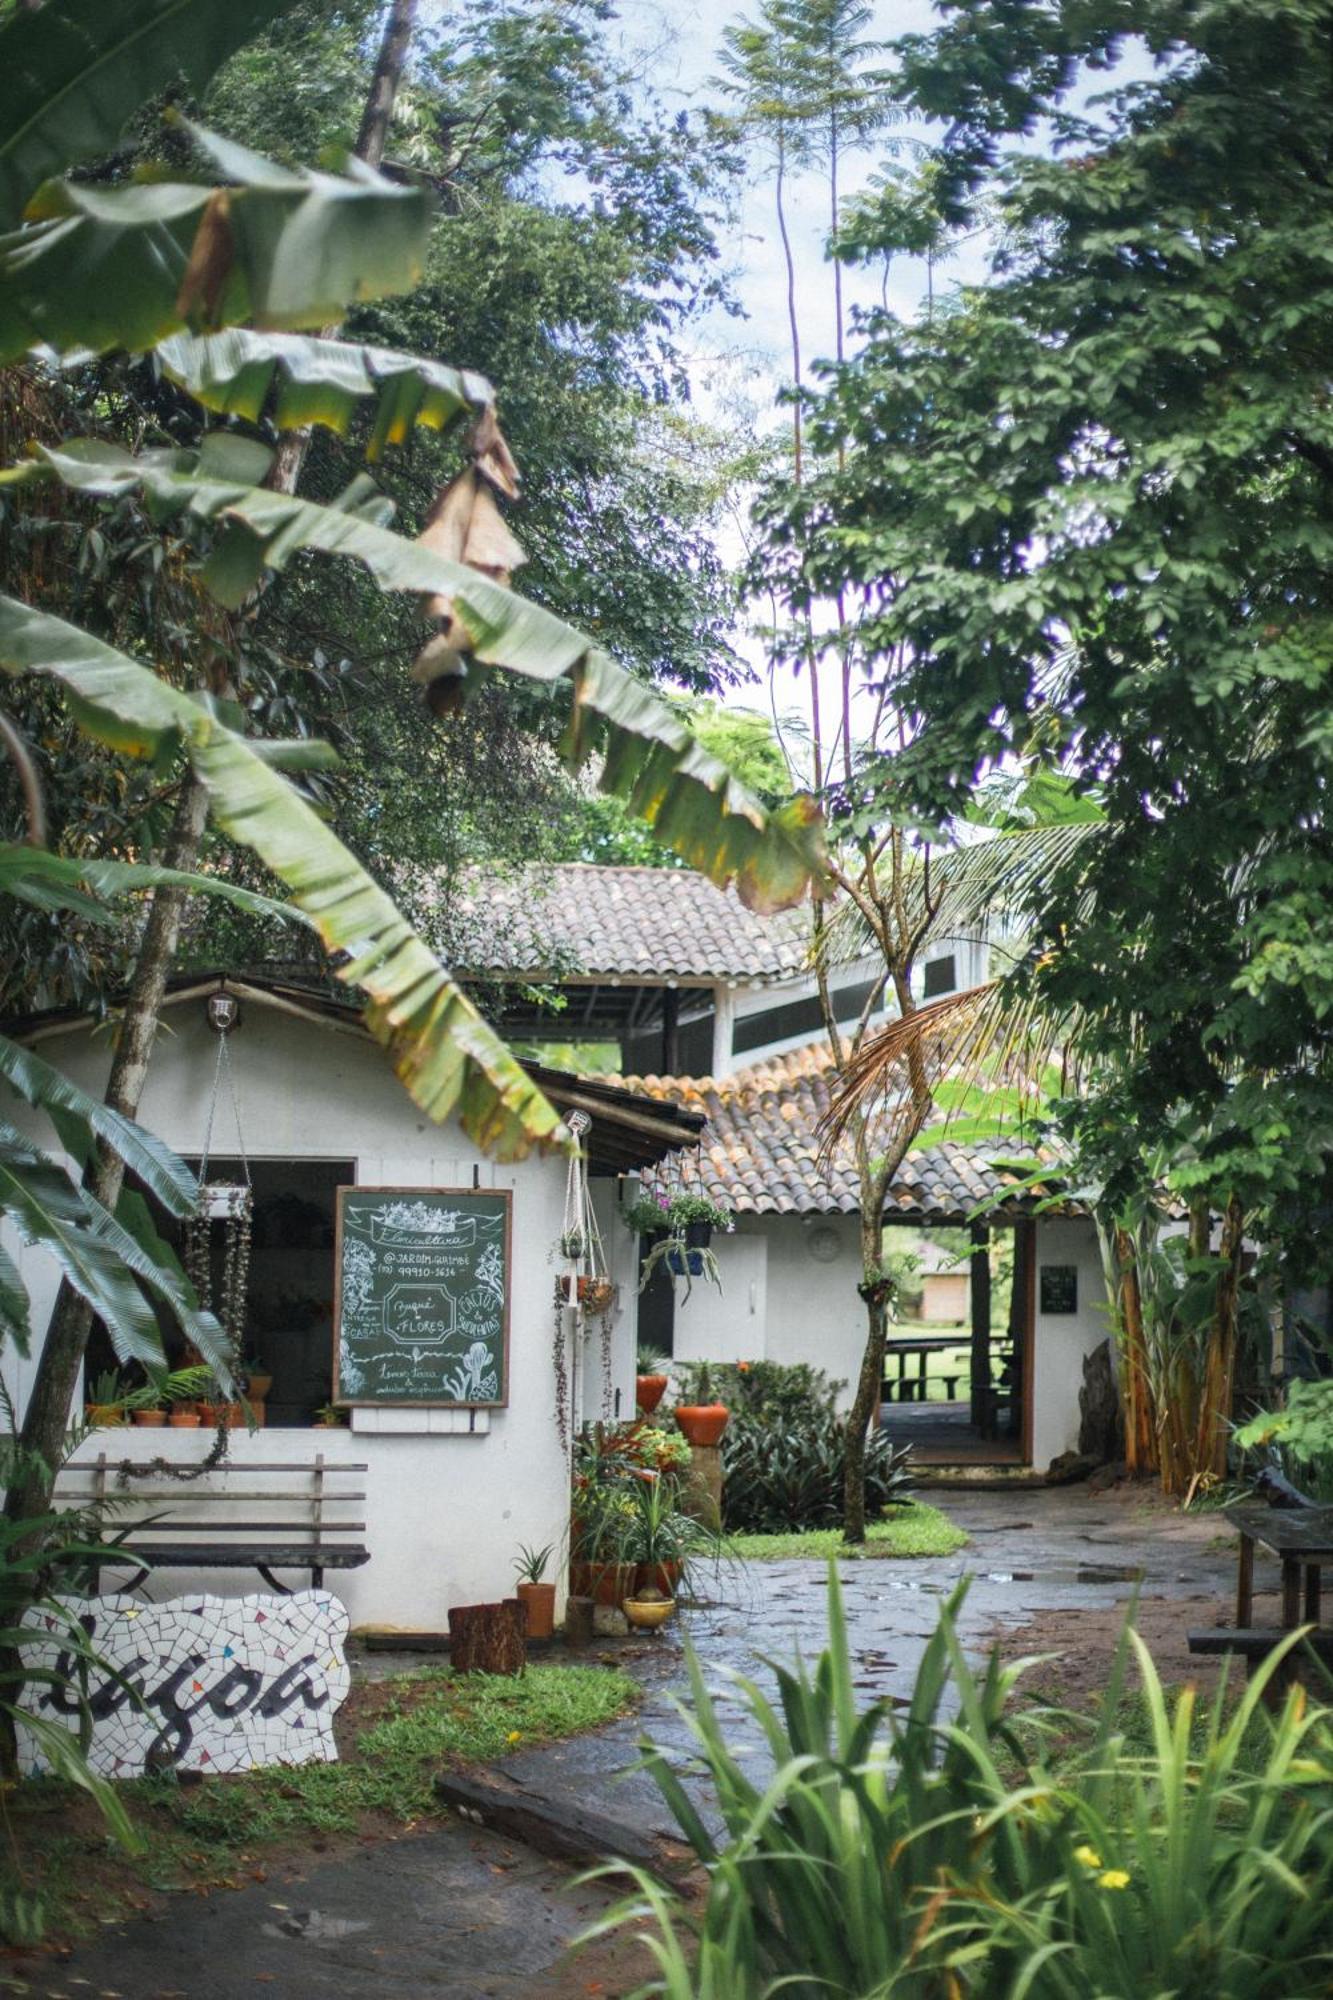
333;1188;511;1407
1039;1263;1078;1316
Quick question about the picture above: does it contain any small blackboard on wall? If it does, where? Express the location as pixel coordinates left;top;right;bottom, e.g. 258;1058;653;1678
1039;1264;1079;1316
333;1188;511;1406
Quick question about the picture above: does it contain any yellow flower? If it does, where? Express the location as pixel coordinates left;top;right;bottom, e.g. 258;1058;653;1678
1098;1870;1131;1891
1072;1845;1102;1870
506;1730;522;1744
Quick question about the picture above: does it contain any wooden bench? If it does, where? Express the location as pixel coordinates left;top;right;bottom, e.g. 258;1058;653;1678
1187;1628;1333;1685
56;1452;370;1594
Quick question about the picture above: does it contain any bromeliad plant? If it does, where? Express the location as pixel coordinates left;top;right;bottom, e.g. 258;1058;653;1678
586;1567;1333;1999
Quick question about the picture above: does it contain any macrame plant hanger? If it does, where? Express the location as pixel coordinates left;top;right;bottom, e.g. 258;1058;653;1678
119;990;253;1486
556;1110;616;1428
182;989;253;1387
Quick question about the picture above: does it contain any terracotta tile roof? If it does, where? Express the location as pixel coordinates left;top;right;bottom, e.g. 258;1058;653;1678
451;863;811;982
617;1041;1047;1223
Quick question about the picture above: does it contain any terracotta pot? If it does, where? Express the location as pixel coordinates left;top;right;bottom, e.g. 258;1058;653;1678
516;1580;557;1641
244;1373;274;1401
577;1276;616;1314
132;1409;167;1427
675;1402;729;1447
637;1559;683;1598
636;1373;668;1416
623;1595;675;1631
569;1560;636;1607
168;1409;202;1428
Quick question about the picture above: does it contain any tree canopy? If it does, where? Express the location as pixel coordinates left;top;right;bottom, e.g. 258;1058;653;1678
781;0;1333;1267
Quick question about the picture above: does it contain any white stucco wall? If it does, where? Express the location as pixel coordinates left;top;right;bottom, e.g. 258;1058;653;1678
3;1001;644;1630
668;1213;866;1407
667;1208;1109;1458
1030;1217;1109;1469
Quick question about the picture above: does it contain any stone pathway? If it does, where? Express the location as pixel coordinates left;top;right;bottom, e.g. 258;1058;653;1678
6;1489;1243;2000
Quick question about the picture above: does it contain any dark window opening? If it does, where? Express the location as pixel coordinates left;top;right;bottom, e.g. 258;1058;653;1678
636;1235;675;1359
86;1157;355;1427
922;954;957;1000
732;978;878;1058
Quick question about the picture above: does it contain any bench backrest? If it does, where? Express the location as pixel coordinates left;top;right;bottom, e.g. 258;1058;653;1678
55;1454;368;1548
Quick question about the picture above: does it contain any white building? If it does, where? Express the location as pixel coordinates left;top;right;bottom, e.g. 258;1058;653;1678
3;976;700;1630
456;864;1109;1473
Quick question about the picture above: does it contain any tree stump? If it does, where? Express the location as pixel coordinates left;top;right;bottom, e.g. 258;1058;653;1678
563;1595;595;1647
680;1442;722;1531
447;1599;527;1675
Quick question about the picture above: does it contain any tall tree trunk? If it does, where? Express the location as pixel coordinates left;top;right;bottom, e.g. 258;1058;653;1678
843;1190;889;1544
5;777;210;1528
267;0;419;496
356;0;419;169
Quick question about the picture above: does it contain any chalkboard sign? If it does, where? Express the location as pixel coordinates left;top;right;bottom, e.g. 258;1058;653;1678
333;1188;511;1406
1039;1263;1078;1315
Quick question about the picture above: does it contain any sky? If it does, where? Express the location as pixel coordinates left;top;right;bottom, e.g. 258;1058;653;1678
598;0;976;754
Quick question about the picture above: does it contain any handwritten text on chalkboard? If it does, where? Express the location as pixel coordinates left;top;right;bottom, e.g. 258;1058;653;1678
334;1189;510;1405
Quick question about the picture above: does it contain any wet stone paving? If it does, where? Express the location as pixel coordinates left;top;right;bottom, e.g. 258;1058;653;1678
10;1488;1246;2000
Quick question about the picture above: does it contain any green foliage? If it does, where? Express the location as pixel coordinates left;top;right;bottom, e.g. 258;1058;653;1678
512;1541;554;1585
707;1359;839;1422
722;1405;913;1534
787;0;1333;1262
730;1502;965;1562
1236;1378;1333;1499
0;121;432;363
590;1567;1333;1998
0;0;292;226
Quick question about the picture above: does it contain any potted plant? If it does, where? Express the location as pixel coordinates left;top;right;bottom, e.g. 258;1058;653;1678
513;1543;557;1640
569;1429;639;1606
577;1274;616;1315
666;1193;734;1251
622;1193;671;1238
674;1360;730;1447
623;1471;693;1598
84;1370;133;1428
314;1402;349;1428
636;1345;670;1416
559;1226;587;1262
622;1587;675;1632
242;1356;274;1402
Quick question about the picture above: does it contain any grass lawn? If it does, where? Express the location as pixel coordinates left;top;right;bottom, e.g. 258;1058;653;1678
731;1500;967;1562
4;1661;637;1946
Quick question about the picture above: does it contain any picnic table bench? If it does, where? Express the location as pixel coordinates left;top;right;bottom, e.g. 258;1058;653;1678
882;1338;964;1402
1188;1501;1333;1683
56;1452;370;1594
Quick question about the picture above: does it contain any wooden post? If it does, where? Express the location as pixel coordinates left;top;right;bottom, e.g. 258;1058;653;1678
969;1222;991;1433
1236;1532;1255;1627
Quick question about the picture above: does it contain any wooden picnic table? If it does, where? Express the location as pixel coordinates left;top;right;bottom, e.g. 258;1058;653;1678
1187;1503;1333;1680
882;1336;963;1402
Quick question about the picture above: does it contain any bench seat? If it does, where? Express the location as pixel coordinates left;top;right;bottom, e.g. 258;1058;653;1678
57;1452;369;1593
1187;1627;1333;1661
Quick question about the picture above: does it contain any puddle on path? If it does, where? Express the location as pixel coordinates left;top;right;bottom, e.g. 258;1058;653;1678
981;1565;1145;1587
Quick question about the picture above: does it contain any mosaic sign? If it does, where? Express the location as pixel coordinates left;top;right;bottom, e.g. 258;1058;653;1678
334;1187;511;1405
17;1590;350;1778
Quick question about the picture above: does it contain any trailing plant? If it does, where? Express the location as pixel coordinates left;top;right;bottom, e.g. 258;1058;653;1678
664;1195;734;1233
586;1567;1333;1998
638;1236;723;1299
722;1408;913;1534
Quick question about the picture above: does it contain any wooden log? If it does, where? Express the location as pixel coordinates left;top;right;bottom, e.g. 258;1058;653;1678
447;1599;527;1675
434;1770;687;1882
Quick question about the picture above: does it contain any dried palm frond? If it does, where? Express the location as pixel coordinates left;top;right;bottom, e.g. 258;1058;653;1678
817;979;1064;1169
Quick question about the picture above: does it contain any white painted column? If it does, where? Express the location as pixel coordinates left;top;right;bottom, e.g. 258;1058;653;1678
711;984;736;1079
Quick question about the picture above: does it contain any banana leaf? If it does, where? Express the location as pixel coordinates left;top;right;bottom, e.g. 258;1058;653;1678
0;122;431;364
0;1032;199;1215
157;330;494;462
0;595;570;1161
12;441;830;914
0;842;305;927
0;0;292;227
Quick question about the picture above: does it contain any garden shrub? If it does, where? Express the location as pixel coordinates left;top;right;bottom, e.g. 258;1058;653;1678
596;1568;1333;1999
721;1405;912;1532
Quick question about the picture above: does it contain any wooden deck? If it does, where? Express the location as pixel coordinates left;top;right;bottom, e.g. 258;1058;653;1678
880;1401;1026;1467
